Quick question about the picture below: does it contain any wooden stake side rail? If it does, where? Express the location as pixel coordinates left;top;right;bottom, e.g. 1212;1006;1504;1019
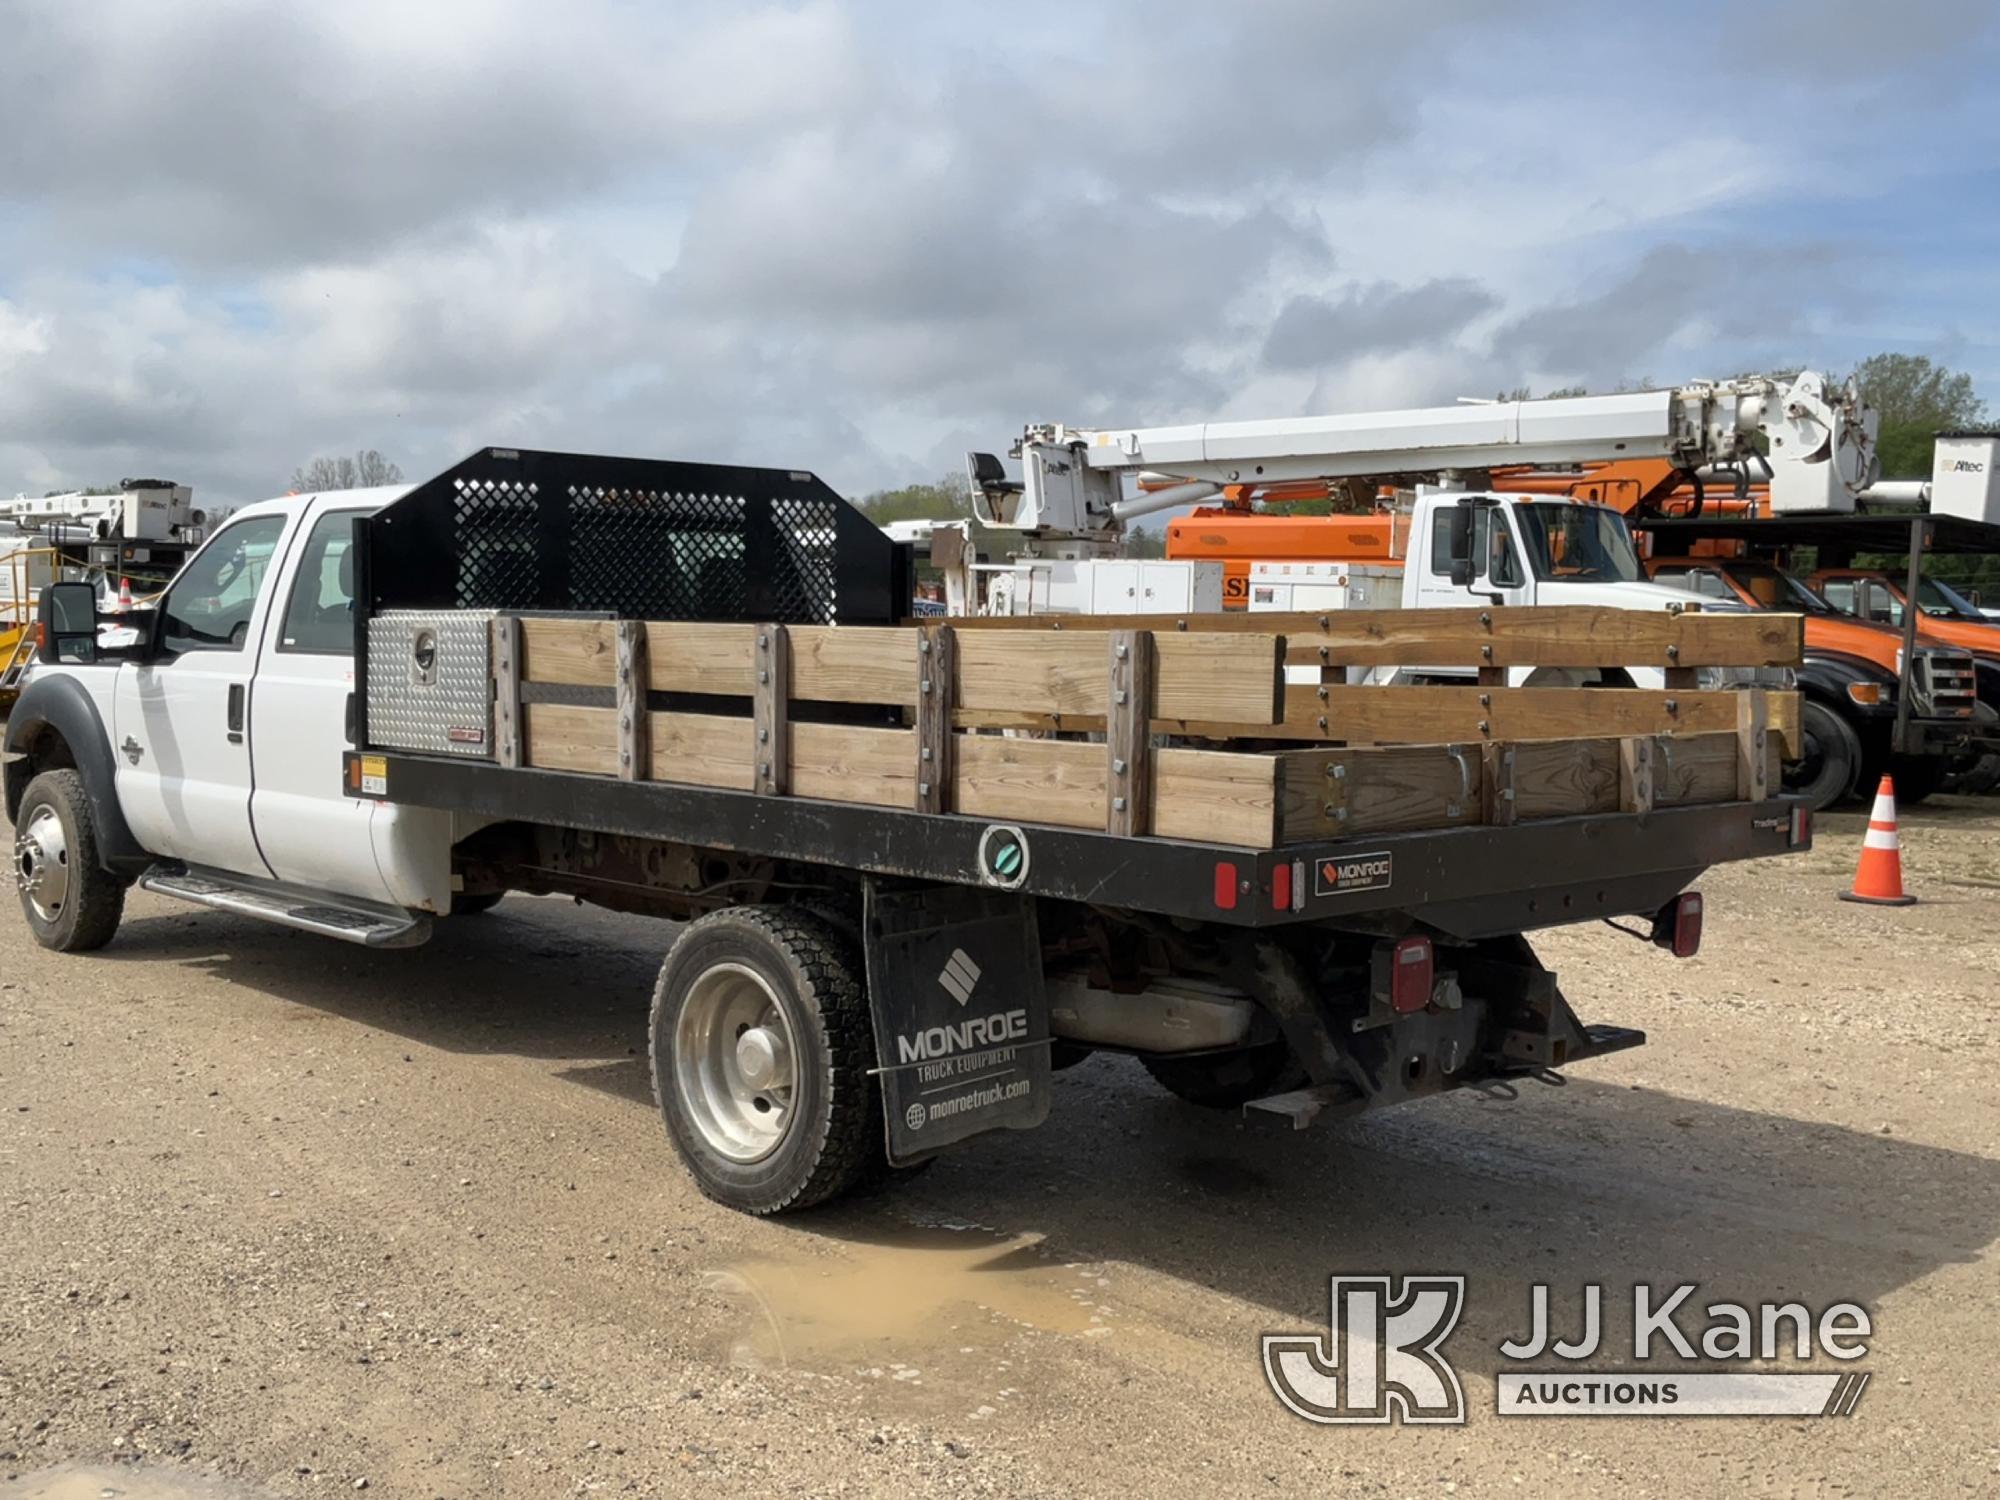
497;615;1794;853
518;618;1286;725
944;604;1804;670
1181;683;1802;757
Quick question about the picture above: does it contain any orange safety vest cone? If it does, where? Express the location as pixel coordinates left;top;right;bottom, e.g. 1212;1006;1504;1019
1839;775;1916;906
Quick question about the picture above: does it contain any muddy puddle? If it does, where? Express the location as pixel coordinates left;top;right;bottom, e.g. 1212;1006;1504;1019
707;1220;1133;1401
0;1467;273;1499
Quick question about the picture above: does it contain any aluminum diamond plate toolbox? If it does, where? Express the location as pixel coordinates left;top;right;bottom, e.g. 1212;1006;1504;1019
366;609;496;757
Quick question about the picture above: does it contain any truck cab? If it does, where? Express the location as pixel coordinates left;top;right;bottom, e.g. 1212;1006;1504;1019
1643;555;1977;803
1405;490;1716;617
1185;489;1750;691
5;485;462;951
1810;567;2000;661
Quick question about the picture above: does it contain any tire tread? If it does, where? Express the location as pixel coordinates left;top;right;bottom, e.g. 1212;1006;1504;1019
648;906;879;1215
17;769;125;953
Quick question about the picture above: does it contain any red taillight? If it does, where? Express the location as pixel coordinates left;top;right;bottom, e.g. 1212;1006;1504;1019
1391;935;1433;1013
1270;860;1291;911
1790;806;1811;848
1654;891;1703;958
1214;861;1238;910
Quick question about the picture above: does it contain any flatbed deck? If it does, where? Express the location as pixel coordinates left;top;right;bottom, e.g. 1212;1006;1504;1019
345;748;1808;933
345;446;1813;936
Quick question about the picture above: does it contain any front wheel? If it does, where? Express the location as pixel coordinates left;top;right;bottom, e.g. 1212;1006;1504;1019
14;769;126;953
648;907;881;1215
1781;701;1863;811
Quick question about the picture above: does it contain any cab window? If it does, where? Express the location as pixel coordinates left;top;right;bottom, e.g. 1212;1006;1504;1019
1488;523;1523;588
1863;582;1902;626
1428;506;1511;584
1820;579;1856;613
159;516;290;655
1655;567;1737;602
1428;511;1457;575
277;511;365;654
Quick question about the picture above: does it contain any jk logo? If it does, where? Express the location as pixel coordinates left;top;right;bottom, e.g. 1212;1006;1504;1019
1263;1275;1467;1425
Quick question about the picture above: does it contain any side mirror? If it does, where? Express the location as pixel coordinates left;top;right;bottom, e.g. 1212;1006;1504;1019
1446;500;1476;588
36;581;101;665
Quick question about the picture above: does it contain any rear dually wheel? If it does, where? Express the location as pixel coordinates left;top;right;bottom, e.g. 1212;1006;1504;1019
648;907;882;1215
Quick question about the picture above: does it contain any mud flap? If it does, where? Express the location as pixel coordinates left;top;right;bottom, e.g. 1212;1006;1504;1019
863;880;1052;1165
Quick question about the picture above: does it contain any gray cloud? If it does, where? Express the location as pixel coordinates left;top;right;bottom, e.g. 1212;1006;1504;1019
0;1;1979;507
1261;279;1498;371
1492;244;1833;386
0;0;863;270
1733;0;1998;73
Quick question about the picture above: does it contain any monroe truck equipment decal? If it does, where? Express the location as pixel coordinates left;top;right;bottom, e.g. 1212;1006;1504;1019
1315;851;1393;897
862;880;1050;1165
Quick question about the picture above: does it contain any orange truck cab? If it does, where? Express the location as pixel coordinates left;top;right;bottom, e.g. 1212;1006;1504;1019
1644;556;1980;803
1808;569;2000;796
1808;568;2000;655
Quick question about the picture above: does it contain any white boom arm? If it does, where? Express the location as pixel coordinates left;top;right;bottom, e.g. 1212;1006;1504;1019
969;371;1878;542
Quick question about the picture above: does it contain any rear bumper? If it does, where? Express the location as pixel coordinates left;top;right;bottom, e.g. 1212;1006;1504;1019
1893;716;1977;756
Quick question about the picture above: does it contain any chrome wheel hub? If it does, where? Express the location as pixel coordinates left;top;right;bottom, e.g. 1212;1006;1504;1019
674;963;798;1163
15;806;70;923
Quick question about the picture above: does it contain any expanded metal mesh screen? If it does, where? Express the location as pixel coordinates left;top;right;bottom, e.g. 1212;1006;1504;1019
451;477;540;611
364;449;907;627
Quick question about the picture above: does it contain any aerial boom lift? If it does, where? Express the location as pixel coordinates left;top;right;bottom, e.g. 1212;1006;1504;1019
967;371;1879;553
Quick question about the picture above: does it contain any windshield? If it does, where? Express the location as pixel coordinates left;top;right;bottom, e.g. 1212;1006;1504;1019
1512;502;1642;583
1721;562;1836;615
1914;576;1986;619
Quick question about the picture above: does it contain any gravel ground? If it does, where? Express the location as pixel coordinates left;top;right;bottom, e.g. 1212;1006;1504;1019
2;796;1997;1497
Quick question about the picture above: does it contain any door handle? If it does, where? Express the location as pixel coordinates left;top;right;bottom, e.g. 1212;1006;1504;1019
344;691;356;745
227;683;245;744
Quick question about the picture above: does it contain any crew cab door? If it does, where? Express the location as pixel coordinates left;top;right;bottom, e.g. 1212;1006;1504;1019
1412;499;1531;610
112;513;294;876
246;502;401;904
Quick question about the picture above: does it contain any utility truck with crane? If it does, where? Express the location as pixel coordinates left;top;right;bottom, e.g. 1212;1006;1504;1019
1;479;212;710
992;374;1979;808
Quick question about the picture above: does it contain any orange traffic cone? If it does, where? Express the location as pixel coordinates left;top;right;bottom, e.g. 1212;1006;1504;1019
1839;775;1916;906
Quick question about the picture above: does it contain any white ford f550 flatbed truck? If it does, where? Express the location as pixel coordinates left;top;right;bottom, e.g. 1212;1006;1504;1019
8;446;1810;1214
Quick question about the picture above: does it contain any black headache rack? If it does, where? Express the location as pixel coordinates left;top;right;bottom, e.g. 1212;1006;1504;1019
357;446;912;623
341;749;1808;934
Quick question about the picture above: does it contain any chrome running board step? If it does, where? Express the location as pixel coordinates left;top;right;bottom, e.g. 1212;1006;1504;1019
139;864;433;949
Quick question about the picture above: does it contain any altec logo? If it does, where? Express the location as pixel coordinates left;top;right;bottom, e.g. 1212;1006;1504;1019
1943;458;1986;474
1263;1276;1467;1424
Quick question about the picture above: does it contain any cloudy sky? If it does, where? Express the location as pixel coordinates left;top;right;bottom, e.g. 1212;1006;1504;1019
2;0;1996;508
